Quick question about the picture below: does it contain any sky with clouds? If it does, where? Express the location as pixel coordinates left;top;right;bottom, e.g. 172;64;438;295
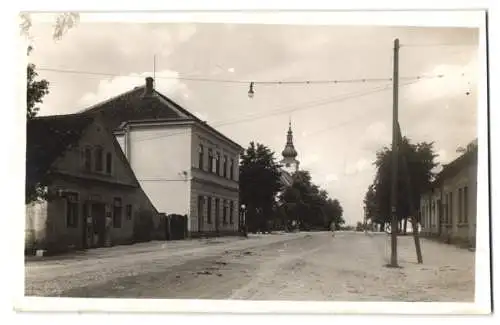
24;15;479;225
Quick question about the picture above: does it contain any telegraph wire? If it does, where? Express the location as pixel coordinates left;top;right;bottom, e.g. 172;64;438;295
400;43;477;48
301;80;420;139
37;66;448;86
132;83;395;143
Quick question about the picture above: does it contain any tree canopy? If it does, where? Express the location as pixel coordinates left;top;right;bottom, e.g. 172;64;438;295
27;46;49;119
364;136;438;228
239;142;283;232
278;170;344;231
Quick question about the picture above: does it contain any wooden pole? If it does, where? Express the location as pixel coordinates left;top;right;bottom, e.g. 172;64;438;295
389;38;400;267
397;123;424;264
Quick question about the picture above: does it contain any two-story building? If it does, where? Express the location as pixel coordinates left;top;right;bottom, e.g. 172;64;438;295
25;114;159;254
420;139;478;248
81;77;243;237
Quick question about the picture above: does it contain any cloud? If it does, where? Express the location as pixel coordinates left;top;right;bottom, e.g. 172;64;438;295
325;173;339;182
361;121;391;152
405;55;478;104
436;149;448;162
77;69;190;109
345;158;371;176
301;153;320;167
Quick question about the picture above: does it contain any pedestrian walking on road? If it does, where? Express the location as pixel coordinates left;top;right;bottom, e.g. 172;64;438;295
330;222;336;237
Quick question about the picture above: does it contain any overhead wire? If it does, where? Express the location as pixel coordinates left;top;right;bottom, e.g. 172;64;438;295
132;82;396;143
37;66;447;86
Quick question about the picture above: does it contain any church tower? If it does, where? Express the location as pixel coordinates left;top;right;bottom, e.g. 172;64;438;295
280;119;300;174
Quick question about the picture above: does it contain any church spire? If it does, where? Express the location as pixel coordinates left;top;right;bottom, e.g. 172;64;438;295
282;118;298;159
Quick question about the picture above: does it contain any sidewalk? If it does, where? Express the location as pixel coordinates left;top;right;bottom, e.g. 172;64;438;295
25;235;249;263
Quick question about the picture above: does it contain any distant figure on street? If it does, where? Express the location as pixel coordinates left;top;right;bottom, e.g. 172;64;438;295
330;222;336;237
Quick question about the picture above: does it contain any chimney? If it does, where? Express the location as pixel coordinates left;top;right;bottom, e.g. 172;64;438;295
143;77;155;97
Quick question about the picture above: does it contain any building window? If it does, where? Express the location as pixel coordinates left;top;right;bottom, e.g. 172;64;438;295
215;152;221;175
444;194;450;224
230;158;234;180
207;197;212;224
198;196;204;223
215;198;220;225
458;188;463;223
126;204;132;221
95;146;104;172
198;145;204;170
448;192;453;225
223;155;228;178
113;198;122;228
223;200;228;224
105;152;112;174
84;147;92;172
208;149;214;173
230;201;234;224
464;186;469;224
66;192;79;228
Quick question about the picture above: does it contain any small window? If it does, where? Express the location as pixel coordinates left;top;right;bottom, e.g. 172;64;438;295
458;188;463;223
215;152;221;175
126;204;132;220
230;201;234;224
113;198;122;228
95;146;104;172
223;155;228;178
84;147;92;172
208;149;214;173
207;197;212;224
463;186;469;223
449;192;453;225
230;158;234;180
105;152;112;174
223;200;228;224
198;196;204;222
66;192;79;228
198;145;204;170
215;198;220;223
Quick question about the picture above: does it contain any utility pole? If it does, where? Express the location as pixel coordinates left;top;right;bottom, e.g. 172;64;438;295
389;38;400;268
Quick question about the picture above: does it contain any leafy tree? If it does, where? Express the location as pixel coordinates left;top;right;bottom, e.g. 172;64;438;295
20;12;79;40
23;12;80;119
363;183;384;229
369;136;438;232
27;46;49;119
239;142;282;233
278;170;344;231
324;198;345;230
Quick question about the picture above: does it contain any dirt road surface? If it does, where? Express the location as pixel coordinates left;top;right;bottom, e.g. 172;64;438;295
25;231;475;301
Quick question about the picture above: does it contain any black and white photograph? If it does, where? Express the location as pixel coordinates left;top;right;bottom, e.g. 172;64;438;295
12;8;492;315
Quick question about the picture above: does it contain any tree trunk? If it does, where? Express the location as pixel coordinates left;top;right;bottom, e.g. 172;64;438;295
403;217;408;235
411;218;423;263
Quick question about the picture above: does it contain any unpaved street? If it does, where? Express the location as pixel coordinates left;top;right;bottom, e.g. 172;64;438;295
25;231;475;301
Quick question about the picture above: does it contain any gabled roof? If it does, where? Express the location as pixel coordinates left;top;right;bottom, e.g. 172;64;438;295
80;82;243;150
80;86;198;131
433;145;478;186
26;114;94;187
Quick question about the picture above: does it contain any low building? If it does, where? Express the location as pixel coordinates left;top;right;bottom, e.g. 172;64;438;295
420;139;478;247
81;77;243;237
25;114;159;254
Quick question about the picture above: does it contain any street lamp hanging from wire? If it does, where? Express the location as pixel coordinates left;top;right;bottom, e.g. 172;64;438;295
248;82;255;98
